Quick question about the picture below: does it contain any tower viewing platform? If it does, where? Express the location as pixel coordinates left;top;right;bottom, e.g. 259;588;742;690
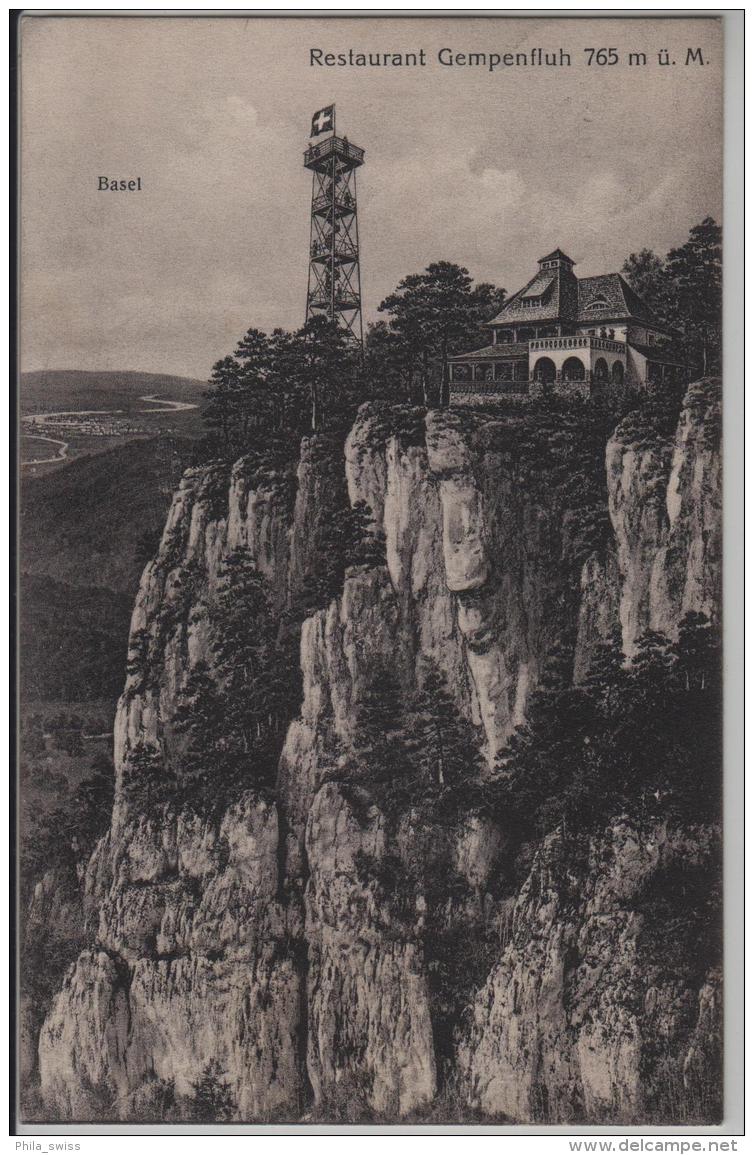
304;136;365;173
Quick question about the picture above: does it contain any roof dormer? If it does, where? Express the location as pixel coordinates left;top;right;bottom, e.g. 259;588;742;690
537;248;575;272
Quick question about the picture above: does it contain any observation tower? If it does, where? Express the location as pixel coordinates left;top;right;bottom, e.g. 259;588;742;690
304;105;364;347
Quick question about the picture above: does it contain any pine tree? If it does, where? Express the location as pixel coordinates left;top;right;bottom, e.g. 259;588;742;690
673;611;720;692
364;320;412;402
233;327;274;438
583;625;627;712
190;1060;234;1122
302;500;385;612
407;658;484;792
172;662;227;800
291;315;358;432
121;740;173;808
346;501;386;569
631;628;674;685
621;248;672;321
202;356;243;454
665;217;722;374
378;262;505;406
265;327;305;432
212;550;279;747
352;665;414;799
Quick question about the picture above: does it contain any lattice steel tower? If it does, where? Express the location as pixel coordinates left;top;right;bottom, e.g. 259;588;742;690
304;117;365;348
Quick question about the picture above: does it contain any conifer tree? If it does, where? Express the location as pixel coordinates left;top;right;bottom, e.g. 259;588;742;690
302;500;385;612
665;217;722;374
583;625;627;713
673;611;720;692
378;262;505;406
190;1060;234;1122
265;327;299;431
631;628;675;686
364;320;412;401
352;664;414;801
173;662;224;794
121;740;173;808
203;356;243;453
291;315;358;432
212;550;280;747
233;327;274;437
407;658;484;791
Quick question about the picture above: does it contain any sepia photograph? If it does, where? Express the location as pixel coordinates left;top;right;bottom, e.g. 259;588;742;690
14;12;737;1132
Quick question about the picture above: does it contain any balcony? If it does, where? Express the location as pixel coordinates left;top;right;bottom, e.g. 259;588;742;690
304;136;365;171
528;335;626;355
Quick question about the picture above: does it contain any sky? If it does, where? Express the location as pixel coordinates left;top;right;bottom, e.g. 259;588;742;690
20;15;723;380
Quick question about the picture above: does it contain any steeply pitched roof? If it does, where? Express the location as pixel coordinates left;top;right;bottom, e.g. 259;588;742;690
521;275;555;299
487;266;570;324
576;274;656;323
488;263;660;329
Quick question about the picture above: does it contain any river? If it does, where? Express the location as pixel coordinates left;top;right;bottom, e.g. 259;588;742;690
21;394;199;467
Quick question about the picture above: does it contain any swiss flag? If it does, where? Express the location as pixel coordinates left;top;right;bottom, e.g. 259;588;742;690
310;105;335;137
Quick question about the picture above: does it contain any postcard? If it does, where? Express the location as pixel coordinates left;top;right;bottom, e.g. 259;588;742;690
15;12;738;1133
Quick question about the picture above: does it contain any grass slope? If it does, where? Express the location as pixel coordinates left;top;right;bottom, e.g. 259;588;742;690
19;574;133;703
19;435;198;706
20;434;193;595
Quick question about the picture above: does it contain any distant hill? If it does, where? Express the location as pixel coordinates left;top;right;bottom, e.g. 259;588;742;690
20;370;207;414
20;434;195;596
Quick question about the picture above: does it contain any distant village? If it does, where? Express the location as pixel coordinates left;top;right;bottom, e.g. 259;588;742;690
25;413;148;434
25;414;151;438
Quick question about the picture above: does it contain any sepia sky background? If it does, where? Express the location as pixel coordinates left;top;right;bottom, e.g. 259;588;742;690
20;15;723;379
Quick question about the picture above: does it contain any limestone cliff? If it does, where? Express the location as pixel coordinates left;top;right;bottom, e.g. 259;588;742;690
34;380;721;1124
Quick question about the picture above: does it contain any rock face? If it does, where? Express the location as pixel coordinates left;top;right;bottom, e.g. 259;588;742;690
606;380;721;656
21;865;86;1094
40;797;302;1121
35;381;722;1123
456;821;720;1123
